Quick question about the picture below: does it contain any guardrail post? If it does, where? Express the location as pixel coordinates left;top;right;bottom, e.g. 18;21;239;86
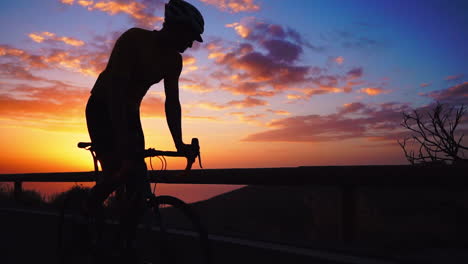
14;180;22;202
341;184;356;243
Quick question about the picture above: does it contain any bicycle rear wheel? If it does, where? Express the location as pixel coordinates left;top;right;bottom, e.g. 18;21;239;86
148;195;211;264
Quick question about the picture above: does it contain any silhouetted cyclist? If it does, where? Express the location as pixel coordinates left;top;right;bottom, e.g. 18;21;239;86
83;0;204;256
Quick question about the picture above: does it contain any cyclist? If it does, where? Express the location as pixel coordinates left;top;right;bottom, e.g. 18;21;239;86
82;0;204;255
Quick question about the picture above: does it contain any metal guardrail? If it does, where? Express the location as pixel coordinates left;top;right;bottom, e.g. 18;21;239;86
0;165;466;243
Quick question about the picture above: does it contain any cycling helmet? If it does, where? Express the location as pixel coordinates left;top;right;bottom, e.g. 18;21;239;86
165;0;204;42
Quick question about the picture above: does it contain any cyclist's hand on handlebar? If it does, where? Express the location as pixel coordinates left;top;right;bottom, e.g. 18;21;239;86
176;143;197;158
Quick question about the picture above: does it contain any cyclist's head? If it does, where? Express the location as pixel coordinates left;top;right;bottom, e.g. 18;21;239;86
163;0;204;48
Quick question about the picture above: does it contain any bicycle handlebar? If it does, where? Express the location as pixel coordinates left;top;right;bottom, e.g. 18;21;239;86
145;138;202;171
77;138;202;172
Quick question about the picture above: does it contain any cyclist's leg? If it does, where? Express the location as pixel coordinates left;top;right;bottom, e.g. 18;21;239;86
119;159;149;248
118;114;149;249
85;154;123;215
84;92;123;216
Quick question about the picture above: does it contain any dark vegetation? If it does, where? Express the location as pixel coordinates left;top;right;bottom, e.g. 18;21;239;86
0;183;49;208
0;183;90;210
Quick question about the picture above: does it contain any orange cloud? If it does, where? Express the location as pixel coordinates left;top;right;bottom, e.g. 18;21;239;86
0;43;106;77
205;39;230;61
0;81;164;132
208;51;226;60
180;83;212;93
286;94;307;101
334;56;344;65
61;0;163;27
0;84;88;125
180;77;214;93
229;111;265;125
181;55;198;73
184;115;219;121
78;0;94;7
193;101;228;110
227;96;268;108
140;95;165;117
200;0;260;13
359;87;390;96
183;56;196;66
285;86;345;102
206;42;222;51
226;22;251;38
42;50;104;76
28;32;85;46
266;109;290;115
0;45;28;59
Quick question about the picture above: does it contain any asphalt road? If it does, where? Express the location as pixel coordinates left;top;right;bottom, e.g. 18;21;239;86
0;208;395;264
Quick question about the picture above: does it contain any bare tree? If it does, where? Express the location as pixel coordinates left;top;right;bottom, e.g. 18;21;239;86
398;103;468;165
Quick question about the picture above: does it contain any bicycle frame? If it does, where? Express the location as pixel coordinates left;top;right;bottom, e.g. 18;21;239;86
59;138;210;264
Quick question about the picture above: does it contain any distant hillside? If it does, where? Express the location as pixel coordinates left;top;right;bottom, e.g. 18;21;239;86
160;184;468;250
161;185;342;247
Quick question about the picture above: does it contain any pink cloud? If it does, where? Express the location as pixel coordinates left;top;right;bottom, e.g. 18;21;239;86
340;102;366;114
346;67;363;80
208;19;338;99
220;81;275;97
445;74;464;81
243;102;411;142
0;63;46;81
420;82;432;88
262;39;303;63
192;96;268;111
229;111;265;125
424;82;468;105
227;17;321;50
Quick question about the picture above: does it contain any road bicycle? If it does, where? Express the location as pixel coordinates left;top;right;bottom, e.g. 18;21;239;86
57;138;211;264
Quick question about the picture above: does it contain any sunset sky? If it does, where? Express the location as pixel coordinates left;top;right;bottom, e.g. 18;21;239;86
1;0;467;177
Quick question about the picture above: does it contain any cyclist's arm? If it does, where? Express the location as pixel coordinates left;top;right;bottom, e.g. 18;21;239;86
164;53;184;150
104;28;137;157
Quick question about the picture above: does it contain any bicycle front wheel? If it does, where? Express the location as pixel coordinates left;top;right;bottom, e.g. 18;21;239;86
147;195;211;264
